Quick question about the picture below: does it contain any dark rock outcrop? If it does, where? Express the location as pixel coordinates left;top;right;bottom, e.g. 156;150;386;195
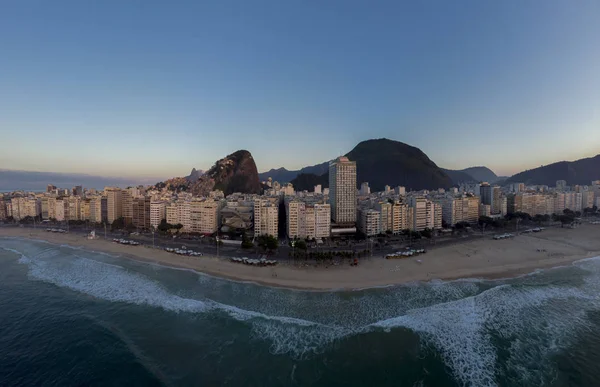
191;150;261;196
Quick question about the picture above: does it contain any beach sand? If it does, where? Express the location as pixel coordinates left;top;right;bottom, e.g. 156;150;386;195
2;225;600;290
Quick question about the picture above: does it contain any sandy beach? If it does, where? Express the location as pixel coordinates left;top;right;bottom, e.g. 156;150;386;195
2;225;600;290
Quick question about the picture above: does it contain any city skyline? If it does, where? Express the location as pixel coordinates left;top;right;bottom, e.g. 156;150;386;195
2;1;599;178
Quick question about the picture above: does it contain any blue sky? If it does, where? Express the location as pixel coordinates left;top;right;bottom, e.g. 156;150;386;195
1;0;599;179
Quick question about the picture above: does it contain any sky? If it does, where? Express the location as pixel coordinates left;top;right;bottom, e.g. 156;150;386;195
1;0;599;180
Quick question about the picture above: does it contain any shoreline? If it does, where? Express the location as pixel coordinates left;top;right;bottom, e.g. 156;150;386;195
2;225;600;291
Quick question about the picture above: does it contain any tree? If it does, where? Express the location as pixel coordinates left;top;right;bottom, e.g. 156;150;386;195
295;239;307;251
241;232;253;249
111;217;125;230
257;235;278;252
421;228;433;239
478;216;493;226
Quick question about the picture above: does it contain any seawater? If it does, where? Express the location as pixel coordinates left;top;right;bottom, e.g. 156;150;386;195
1;237;600;386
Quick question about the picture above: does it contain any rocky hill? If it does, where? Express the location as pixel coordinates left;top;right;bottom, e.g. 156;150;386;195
505;154;600;186
291;138;453;191
442;166;500;184
190;150;261;196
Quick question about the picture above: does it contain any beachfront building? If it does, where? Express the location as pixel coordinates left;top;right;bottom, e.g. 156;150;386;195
359;208;381;236
582;190;595;210
150;201;166;229
286;200;305;239
426;201;442;229
165;202;178;225
55;199;67;221
106;187;123;224
67;196;81;221
10;197;41;221
442;196;479;226
121;190;133;225
41;197;50;220
286;199;331;239
47;197;57;220
254;199;278;237
408;196;427;231
188;199;220;234
329;156;357;225
89;196;101;223
132;197;151;230
80;199;91;221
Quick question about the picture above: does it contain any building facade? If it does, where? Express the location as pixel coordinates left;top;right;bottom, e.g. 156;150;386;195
328;156;357;225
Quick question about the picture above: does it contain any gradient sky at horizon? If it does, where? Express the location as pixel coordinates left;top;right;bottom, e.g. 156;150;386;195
1;0;599;179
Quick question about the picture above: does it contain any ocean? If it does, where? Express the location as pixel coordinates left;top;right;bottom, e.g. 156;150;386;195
1;237;600;387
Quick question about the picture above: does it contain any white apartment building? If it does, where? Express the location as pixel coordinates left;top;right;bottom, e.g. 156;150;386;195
254;199;278;237
10;197;41;220
426;201;442;230
329;156;357;224
68;197;81;221
150;201;167;228
55;199;66;221
106;187;123;224
81;199;91;221
286;200;305;239
313;203;331;239
442;196;480;226
166;202;178;225
177;201;191;230
89;196;103;223
582;190;595;209
188;199;220;234
409;197;427;231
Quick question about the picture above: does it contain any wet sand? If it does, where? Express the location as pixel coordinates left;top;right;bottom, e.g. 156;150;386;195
2;225;599;290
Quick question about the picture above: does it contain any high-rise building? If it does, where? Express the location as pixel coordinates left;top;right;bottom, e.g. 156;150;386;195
480;183;501;214
328;156;357;225
409;197;428;231
425;201;442;230
72;185;83;197
80;199;91;221
166;202;178;225
359;208;380;236
55;199;67;221
47;184;57;193
254;199;278;237
0;199;6;220
150;201;167;228
106;188;123;224
89;196;103;223
41;197;50;220
314;185;322;194
313;203;330;238
395;186;406;195
101;197;108;223
189;199;220;234
121;190;133;224
286;200;305;239
132;197;151;229
47;197;57;220
68;196;81;220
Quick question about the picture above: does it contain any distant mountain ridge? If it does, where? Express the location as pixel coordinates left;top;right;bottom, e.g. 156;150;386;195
258;162;329;183
505;154;600;186
290;138;453;191
442;166;500;183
